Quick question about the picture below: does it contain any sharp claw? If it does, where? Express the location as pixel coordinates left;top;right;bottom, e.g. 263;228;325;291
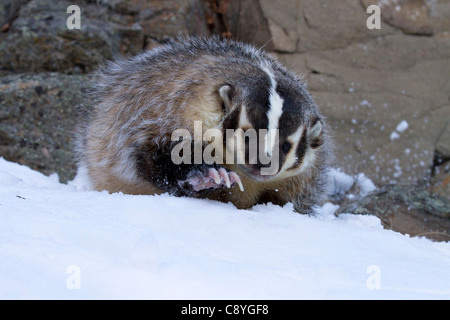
229;172;244;192
208;168;221;185
218;168;231;188
183;168;245;193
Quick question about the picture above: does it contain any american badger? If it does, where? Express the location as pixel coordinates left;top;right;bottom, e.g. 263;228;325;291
76;36;332;214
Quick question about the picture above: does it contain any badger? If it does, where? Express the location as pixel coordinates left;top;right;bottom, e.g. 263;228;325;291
76;36;332;214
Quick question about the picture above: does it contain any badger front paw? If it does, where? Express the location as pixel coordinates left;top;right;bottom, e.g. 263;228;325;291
178;167;244;195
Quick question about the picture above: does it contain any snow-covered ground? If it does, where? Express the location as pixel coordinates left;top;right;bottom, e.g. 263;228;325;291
0;157;449;299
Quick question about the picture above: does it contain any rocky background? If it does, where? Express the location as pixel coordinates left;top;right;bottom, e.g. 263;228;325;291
0;0;449;240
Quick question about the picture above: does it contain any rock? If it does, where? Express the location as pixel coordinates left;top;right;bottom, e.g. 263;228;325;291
297;0;395;52
0;0;27;32
0;73;88;182
225;0;273;51
430;169;450;201
266;19;297;53
0;0;144;73
436;121;450;158
428;0;450;34
135;0;209;41
432;120;450;200
430;151;450;200
144;37;164;51
259;0;296;52
361;0;433;35
337;184;450;242
0;3;4;24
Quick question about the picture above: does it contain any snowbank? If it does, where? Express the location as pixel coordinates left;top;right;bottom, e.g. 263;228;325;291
0;158;449;299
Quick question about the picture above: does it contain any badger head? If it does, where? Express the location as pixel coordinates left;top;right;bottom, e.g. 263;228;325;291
219;64;325;183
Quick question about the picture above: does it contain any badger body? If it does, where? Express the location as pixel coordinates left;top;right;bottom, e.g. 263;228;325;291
77;37;332;214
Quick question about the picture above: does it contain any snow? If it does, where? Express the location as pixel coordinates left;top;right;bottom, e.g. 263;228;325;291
390;120;409;140
396;120;409;133
325;168;354;198
355;173;377;196
1;158;450;299
390;131;400;140
360;100;371;107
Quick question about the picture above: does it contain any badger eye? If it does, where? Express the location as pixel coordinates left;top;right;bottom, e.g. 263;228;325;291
281;141;291;154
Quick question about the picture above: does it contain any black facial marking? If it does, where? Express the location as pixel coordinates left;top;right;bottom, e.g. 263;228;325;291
281;141;291;154
244;73;271;130
294;128;308;168
222;105;241;131
275;82;305;138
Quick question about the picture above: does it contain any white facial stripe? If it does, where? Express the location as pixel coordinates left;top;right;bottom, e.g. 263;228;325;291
239;104;252;128
266;91;284;156
299;148;316;173
279;125;304;173
261;64;284;156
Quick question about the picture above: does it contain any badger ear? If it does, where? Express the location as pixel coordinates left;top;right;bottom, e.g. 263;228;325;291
219;84;234;112
309;118;324;149
309;119;322;139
